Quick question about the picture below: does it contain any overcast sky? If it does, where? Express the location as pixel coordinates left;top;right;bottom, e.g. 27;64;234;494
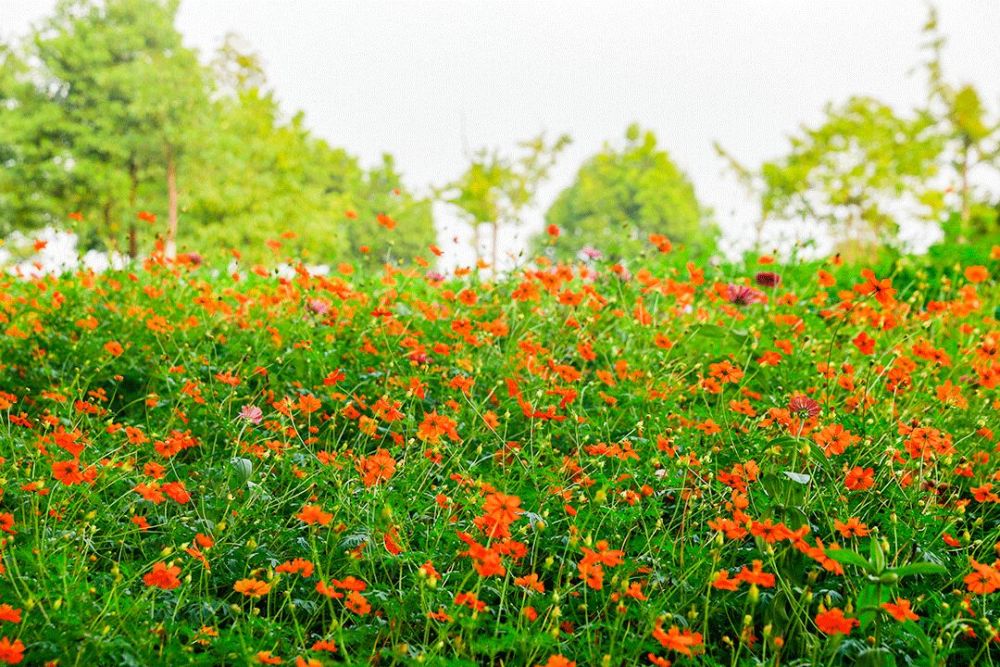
2;1;999;266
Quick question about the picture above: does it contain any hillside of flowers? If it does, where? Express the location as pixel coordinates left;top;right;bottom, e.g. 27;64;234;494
0;241;998;667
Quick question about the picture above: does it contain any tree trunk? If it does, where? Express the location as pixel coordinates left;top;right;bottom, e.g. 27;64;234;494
491;221;499;272
165;144;178;260
103;200;117;253
472;221;481;264
958;144;970;244
128;162;138;259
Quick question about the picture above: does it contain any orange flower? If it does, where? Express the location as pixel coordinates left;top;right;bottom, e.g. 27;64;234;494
854;269;896;307
0;637;25;665
536;656;575;667
652;621;703;656
345;590;371;615
234;578;271;598
852;331;875;355
964;559;1000;595
0;606;20;625
815;607;858;635
844;467;874;491
964;265;988;283
881;598;919;622
255;651;282;665
296;504;333;526
833;517;869;538
514;572;545;593
143;562;181;590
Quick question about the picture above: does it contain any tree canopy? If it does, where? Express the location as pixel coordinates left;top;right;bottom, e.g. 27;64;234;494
541;124;710;262
0;0;437;266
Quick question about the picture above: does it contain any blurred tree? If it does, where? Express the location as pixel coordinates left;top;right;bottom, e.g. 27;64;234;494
762;98;942;252
541;124;707;262
440;133;571;270
181;36;435;266
0;0;209;256
1;6;436;266
720;8;998;256
920;7;999;244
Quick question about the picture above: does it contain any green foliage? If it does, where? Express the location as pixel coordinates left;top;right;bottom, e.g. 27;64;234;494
439;133;571;269
541;124;710;261
0;1;436;265
0;246;996;665
756;97;943;249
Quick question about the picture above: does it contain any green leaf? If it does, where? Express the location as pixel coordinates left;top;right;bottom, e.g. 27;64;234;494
826;548;874;573
890;562;948;579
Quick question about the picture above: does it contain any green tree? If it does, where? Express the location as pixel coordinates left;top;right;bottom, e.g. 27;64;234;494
541;124;707;262
180;36;435;266
440;133;571;270
1;0;210;256
920;8;999;244
722;98;944;258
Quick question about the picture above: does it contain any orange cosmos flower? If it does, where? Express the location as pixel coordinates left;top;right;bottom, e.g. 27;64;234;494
844;467;874;491
652;621;703;656
143;562;181;590
0;637;25;665
536;656;574;667
345;591;371;615
815;607;858;635
296;504;333;526
881;598;919;622
964;560;1000;595
234;578;271;598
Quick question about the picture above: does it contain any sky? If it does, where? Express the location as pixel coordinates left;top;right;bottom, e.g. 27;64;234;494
2;0;999;268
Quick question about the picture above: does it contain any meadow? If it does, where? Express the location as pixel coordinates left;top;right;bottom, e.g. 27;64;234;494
0;239;997;666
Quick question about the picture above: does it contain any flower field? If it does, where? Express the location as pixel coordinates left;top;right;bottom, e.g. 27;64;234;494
0;246;997;666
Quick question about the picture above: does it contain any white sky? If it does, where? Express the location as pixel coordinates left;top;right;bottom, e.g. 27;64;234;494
2;1;999;267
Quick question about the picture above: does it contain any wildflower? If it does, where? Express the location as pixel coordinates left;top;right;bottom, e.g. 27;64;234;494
964;560;1000;595
844;467;875;491
345;591;371;615
143;562;181;590
536;656;574;667
240;405;264;424
652;621;703;655
0;637;25;664
0;606;21;624
726;284;764;306
852;331;875;355
882;598;919;622
755;271;781;287
815;607;858;635
296;504;333;526
854;269;896;307
964;265;988;283
788;394;820;418
234;578;271;598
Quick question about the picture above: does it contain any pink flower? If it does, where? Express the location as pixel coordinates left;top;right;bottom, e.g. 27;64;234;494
240;405;263;425
307;299;330;315
788;394;820;418
726;284;765;306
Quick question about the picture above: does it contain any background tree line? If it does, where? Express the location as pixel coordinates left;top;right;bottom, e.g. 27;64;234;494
1;1;996;270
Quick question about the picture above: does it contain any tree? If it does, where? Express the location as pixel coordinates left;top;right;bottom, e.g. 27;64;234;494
719;8;999;257
761;98;942;254
440;133;571;271
180;37;435;266
920;8;999;244
0;0;210;256
541;124;707;262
